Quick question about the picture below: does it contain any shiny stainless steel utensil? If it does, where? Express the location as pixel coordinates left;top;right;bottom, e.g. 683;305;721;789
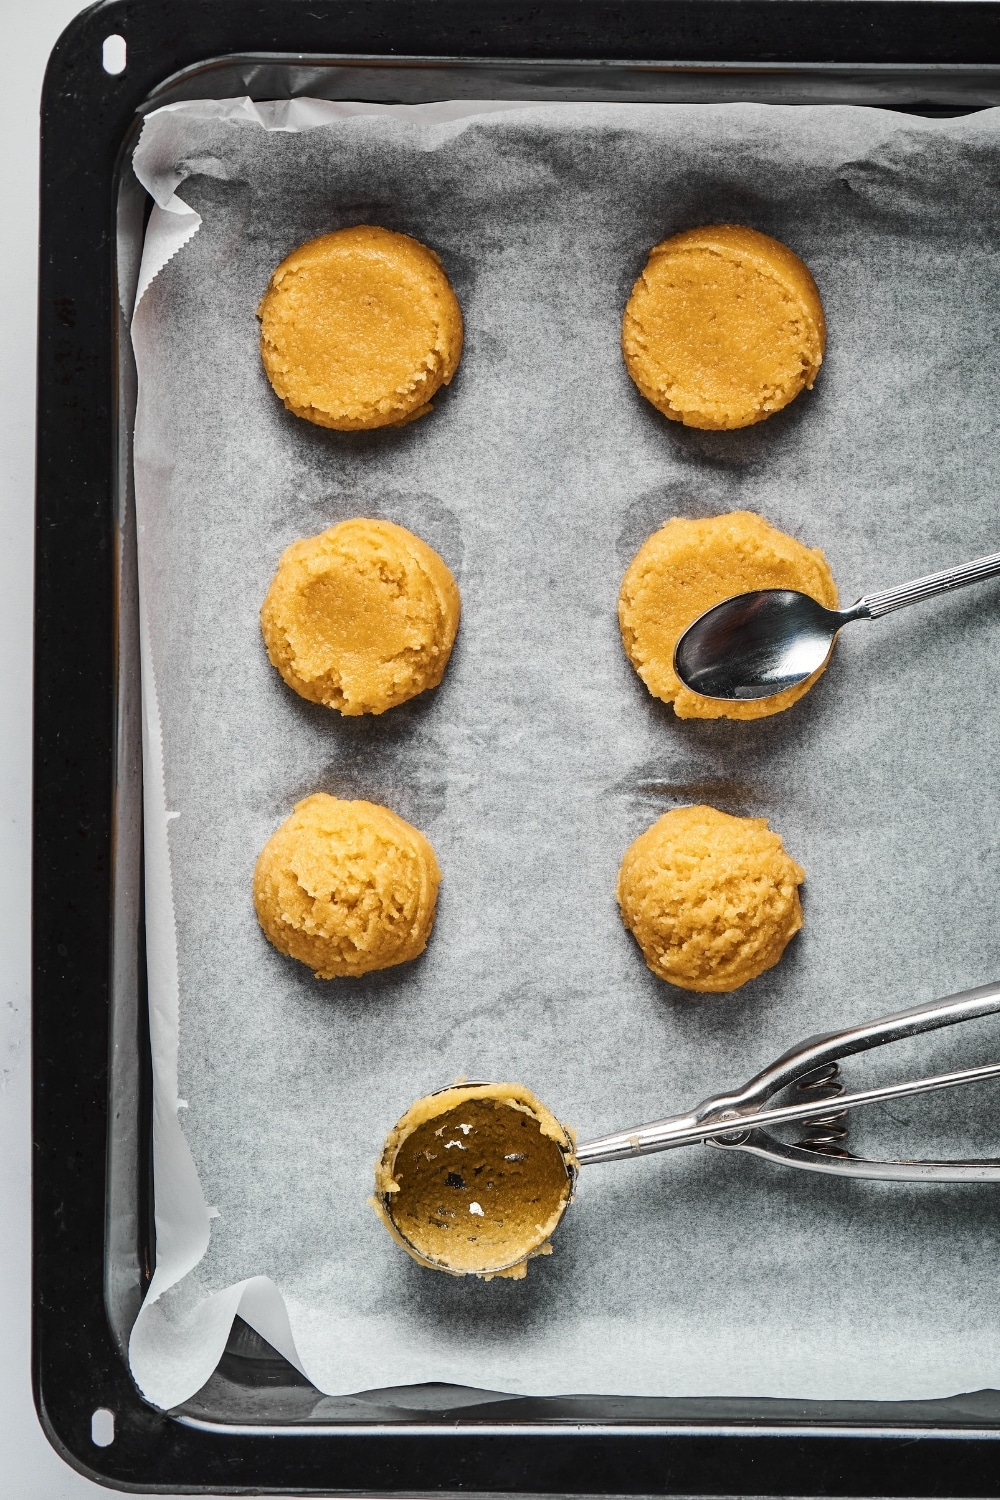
577;979;1000;1181
673;549;1000;701
380;982;1000;1275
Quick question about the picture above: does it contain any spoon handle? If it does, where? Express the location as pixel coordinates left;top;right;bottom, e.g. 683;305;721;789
860;548;1000;619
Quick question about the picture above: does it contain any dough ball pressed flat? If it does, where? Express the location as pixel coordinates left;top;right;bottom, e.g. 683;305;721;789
373;1083;577;1279
258;226;463;430
618;511;838;721
253;794;441;979
617;805;805;993
622;225;825;430
261;518;461;716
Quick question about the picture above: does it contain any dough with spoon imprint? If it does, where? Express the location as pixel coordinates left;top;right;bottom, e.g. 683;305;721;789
618;511;838;721
260;518;461;717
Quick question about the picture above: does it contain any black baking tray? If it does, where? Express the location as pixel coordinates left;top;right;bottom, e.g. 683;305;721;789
34;0;1000;1491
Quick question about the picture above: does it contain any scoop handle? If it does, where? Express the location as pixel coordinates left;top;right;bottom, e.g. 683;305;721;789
860;548;1000;619
575;1060;1000;1165
576;980;1000;1168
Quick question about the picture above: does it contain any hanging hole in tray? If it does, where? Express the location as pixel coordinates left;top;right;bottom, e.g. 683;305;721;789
102;35;126;75
90;1407;115;1447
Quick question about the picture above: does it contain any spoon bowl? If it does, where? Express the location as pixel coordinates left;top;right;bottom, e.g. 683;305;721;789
674;590;854;700
671;547;1000;703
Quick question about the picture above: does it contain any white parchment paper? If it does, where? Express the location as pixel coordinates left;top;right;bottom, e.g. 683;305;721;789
128;97;1000;1411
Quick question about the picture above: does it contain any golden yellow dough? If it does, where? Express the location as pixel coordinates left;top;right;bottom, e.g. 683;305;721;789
258;225;463;430
260;518;461;717
618;511;838;721
622;225;826;430
616;805;805;994
373;1083;577;1279
253;793;441;979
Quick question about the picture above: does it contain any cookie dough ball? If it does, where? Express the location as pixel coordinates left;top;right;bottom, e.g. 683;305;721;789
617;805;805;993
258;226;463;430
253;794;441;979
373;1083;577;1279
618;511;838;721
261;519;461;716
622;225;825;430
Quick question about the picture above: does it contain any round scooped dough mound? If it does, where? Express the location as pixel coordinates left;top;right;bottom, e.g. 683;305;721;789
373;1083;578;1279
260;519;461;717
622;224;825;430
253;794;441;979
616;805;805;993
618;511;838;721
258;225;464;430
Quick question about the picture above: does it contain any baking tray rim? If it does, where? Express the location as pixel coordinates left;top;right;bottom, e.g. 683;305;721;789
35;2;1000;1490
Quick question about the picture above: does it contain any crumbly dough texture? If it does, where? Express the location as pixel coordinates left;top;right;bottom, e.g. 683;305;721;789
616;805;805;993
260;518;461;717
373;1083;578;1279
258;225;464;430
622;224;826;430
618;511;838;721
253;794;441;979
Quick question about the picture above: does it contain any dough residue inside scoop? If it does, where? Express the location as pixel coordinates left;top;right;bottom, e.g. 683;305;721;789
253;793;441;978
373;1084;577;1279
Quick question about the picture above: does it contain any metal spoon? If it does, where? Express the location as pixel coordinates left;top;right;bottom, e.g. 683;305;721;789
673;548;1000;701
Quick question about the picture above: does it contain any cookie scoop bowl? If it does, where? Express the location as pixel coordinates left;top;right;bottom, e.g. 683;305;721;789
373;1083;579;1279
